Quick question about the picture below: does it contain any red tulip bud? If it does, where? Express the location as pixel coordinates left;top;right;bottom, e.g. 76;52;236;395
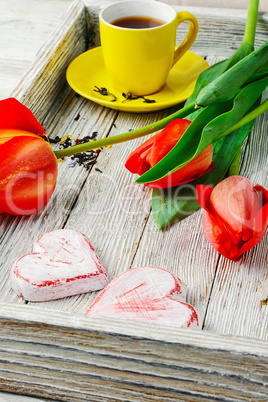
197;176;268;261
0;98;58;215
125;119;214;189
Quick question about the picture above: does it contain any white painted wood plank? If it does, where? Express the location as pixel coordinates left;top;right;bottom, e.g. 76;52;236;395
11;0;87;118
0;0;73;99
0;392;47;402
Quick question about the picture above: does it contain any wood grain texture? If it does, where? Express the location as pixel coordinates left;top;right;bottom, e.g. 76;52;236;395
203;98;268;340
0;304;268;401
0;0;267;400
11;0;87;120
0;0;73;100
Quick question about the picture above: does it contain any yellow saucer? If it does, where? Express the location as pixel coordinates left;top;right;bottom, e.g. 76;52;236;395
66;46;209;113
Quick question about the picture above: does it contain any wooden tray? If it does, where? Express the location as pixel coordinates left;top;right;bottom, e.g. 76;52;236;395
0;0;267;400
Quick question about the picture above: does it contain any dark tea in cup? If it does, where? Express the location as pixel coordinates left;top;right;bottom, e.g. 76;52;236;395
99;0;199;95
112;16;164;29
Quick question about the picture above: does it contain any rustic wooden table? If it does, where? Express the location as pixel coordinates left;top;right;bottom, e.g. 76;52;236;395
0;0;267;400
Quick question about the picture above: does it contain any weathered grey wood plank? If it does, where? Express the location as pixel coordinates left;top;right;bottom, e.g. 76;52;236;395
11;0;87;119
0;304;267;401
0;92;118;305
169;6;268;57
0;392;48;402
203;97;268;340
0;1;267;400
1;1;267;334
0;1;118;305
0;0;73;100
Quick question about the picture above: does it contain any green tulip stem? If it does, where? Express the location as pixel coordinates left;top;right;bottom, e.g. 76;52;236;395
220;98;268;138
53;102;195;160
54;99;267;160
243;0;259;46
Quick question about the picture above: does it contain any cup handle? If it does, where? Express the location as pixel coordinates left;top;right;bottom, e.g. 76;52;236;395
172;11;199;67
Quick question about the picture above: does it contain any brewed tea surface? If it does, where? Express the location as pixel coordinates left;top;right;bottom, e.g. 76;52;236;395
112;16;164;29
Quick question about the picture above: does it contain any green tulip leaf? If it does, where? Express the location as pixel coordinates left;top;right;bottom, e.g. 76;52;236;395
203;75;268;142
195;42;268;107
136;102;229;184
136;76;268;185
152;120;255;229
184;41;254;122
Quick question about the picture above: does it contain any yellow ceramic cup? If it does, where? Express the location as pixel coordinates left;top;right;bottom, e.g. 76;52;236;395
99;0;198;96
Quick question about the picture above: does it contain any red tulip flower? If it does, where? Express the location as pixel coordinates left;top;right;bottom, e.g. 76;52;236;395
196;176;268;261
125;119;214;189
0;98;58;215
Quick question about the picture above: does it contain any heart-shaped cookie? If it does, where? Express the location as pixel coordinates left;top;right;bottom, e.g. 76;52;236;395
10;229;108;301
85;267;199;328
